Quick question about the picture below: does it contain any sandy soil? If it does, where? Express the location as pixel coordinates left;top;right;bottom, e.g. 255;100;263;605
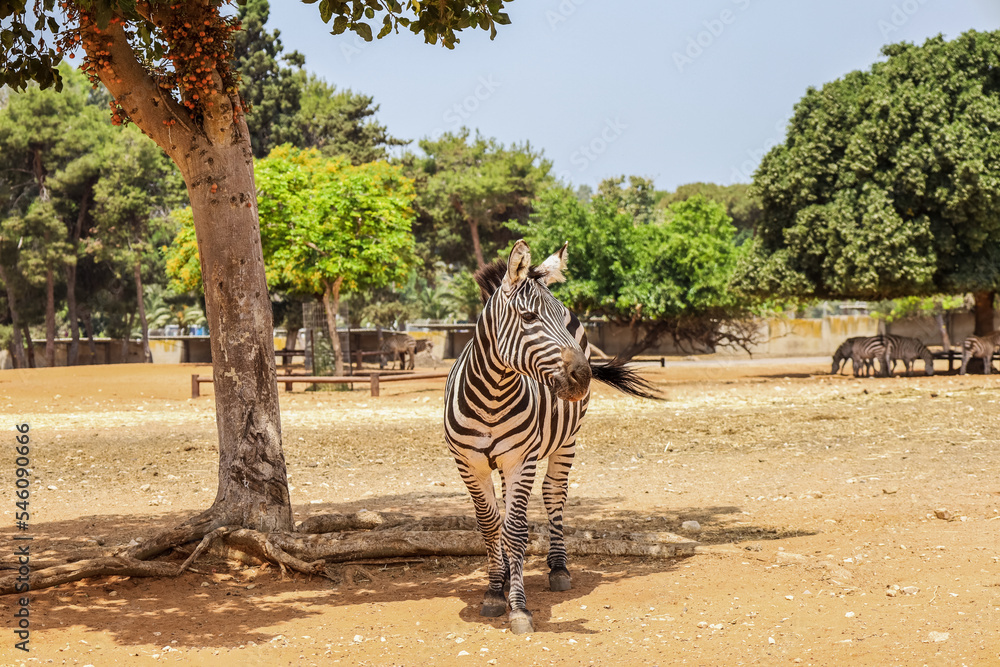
1;358;999;666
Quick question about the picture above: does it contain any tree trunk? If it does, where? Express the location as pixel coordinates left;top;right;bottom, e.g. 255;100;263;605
180;142;291;532
65;262;80;365
91;17;292;533
973;291;996;336
22;324;35;368
935;312;950;353
322;277;345;377
121;310;132;362
468;218;486;270
376;324;385;369
0;262;28;368
44;268;56;367
82;310;98;365
134;260;152;363
284;328;299;350
66;188;90;366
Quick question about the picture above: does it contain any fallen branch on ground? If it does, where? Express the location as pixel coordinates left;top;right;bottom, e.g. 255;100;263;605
0;511;697;594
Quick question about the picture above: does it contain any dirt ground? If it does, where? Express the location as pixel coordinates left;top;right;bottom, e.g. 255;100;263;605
1;357;999;666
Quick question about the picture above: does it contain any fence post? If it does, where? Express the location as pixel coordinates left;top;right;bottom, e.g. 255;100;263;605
370;373;380;398
191;374;200;399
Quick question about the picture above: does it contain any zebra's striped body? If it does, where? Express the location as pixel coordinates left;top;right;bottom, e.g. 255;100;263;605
960;331;1000;375
379;334;432;370
881;335;934;376
849;336;888;377
445;241;656;635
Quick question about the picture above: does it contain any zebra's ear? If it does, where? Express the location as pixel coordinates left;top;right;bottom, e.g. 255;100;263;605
537;242;568;286
503;239;532;291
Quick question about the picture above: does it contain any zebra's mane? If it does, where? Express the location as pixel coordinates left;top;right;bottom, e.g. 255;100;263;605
474;259;546;305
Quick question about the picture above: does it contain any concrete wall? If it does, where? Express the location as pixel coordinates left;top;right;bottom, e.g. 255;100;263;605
581;314;981;359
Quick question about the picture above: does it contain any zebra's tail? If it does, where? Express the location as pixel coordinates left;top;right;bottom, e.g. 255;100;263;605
590;359;662;400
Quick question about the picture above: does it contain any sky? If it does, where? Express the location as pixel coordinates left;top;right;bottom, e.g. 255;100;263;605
266;0;1000;191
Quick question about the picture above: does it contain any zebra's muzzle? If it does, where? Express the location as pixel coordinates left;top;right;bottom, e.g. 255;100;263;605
554;348;591;402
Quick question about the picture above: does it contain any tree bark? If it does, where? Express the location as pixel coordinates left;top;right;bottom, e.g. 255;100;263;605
0;262;28;368
973;290;996;336
180;141;292;532
88;10;292;533
134;260;152;363
82;310;98;364
66;188;90;366
121;310;133;362
65;262;79;365
22;324;35;368
935;312;950;353
322;277;345;377
468;217;486;270
44;268;55;367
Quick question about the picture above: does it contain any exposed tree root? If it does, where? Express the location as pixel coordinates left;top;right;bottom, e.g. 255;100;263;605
0;557;178;595
1;511;697;595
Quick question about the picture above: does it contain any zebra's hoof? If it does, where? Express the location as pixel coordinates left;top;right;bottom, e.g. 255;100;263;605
509;609;534;635
549;567;572;592
481;590;507;617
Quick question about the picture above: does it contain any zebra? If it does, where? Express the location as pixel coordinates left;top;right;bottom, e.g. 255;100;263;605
444;240;657;635
379;334;433;370
960;331;1000;375
831;337;864;374
881;335;934;376
848;336;889;378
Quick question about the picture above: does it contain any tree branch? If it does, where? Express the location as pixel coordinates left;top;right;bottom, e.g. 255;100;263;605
86;21;190;154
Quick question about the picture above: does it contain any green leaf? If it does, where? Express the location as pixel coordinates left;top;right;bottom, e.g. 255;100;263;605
94;0;113;30
318;0;333;23
331;15;349;34
355;21;373;41
377;15;393;38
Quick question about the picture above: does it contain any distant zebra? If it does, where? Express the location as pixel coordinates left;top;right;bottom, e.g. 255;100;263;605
445;241;657;635
379;334;433;370
960;331;1000;375
832;337;864;374
881;335;934;376
849;336;889;378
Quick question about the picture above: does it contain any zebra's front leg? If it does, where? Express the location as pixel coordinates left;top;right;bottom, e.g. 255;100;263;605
501;458;539;635
542;445;575;592
456;459;508;617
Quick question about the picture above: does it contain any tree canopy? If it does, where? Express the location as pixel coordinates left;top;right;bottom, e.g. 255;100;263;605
736;30;1000;332
408;129;552;271
512;178;752;358
656;182;761;237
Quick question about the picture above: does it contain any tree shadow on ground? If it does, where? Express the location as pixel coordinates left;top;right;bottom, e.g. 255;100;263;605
6;493;816;649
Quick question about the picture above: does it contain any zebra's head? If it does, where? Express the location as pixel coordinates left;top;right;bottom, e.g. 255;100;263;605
921;348;935;376
483;240;592;402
